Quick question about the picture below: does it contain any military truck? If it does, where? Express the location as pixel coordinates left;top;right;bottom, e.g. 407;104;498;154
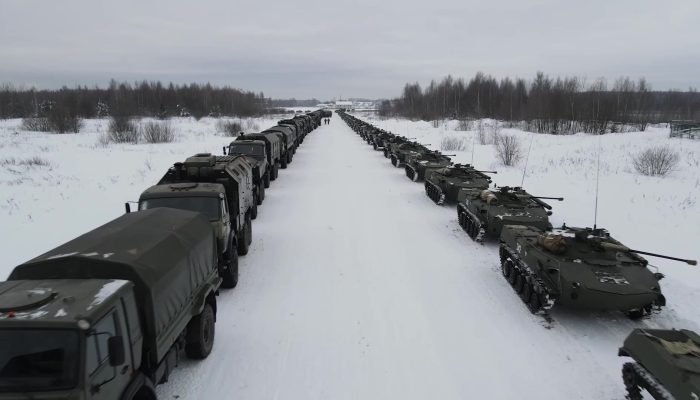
0;208;221;400
134;153;255;288
404;151;453;182
389;141;431;168
499;225;695;316
225;138;271;188
620;328;700;399
424;164;495;204
231;132;283;180
279;118;306;143
457;186;562;241
264;125;297;168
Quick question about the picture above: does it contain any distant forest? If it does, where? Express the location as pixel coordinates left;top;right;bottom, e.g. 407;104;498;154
0;80;270;120
380;72;700;134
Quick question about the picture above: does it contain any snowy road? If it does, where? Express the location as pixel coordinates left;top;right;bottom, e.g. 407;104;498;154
157;118;648;399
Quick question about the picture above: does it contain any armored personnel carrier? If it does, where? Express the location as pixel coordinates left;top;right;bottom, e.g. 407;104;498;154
619;328;700;399
382;136;412;158
499;225;696;316
457;186;562;241
371;130;395;151
424;164;496;204
404;151;453;181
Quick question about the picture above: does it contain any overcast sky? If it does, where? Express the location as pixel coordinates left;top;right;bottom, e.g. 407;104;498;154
1;0;699;99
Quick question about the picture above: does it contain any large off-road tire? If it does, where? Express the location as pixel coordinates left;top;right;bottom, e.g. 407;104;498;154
185;304;215;359
251;199;258;220
287;152;293;164
263;171;271;188
258;184;265;204
220;245;239;289
237;214;252;255
281;156;288;169
271;163;279;180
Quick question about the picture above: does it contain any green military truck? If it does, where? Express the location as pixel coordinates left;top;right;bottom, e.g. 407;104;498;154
231;132;287;180
264;125;297;167
133;153;255;288
224;139;270;189
0;208;221;400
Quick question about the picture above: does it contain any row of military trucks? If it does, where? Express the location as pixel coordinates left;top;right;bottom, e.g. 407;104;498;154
0;110;328;399
339;111;699;400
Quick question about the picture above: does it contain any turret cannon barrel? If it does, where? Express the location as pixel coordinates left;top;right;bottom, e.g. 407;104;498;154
600;242;697;265
529;196;563;210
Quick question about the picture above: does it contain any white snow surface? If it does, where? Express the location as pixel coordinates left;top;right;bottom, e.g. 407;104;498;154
0;114;698;399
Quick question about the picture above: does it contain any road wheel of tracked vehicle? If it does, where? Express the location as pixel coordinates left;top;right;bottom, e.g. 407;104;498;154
373;142;378;150
221;245;239;289
383;149;389;158
622;363;644;400
513;270;525;293
625;309;645;320
272;163;279;179
263;171;271;188
527;290;542;313
185;304;215;359
391;156;400;167
501;259;514;279
520;281;533;302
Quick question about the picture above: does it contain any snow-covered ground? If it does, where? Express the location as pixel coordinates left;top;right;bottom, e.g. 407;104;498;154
0;114;698;399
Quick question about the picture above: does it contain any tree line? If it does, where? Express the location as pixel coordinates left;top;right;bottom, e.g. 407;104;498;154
0;80;271;122
380;72;700;134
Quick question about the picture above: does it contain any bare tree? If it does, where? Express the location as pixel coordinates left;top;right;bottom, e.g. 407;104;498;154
495;134;522;166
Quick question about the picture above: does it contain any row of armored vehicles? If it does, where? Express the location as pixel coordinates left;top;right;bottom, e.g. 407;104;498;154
0;110;328;400
339;111;698;400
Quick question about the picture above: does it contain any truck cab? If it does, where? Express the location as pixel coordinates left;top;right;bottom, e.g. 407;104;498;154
0;279;138;400
226;139;271;190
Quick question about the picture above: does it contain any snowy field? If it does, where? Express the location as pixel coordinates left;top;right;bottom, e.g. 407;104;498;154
0;114;698;399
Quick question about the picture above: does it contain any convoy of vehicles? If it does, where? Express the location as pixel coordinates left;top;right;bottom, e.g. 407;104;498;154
0;109;696;398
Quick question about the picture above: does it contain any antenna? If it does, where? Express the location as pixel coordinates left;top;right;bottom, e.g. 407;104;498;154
471;132;476;164
593;134;602;230
520;133;535;186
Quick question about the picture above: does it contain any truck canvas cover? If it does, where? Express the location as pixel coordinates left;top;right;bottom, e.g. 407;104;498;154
10;208;218;365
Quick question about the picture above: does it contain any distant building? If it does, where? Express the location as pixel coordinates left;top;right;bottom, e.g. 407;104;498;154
334;100;353;110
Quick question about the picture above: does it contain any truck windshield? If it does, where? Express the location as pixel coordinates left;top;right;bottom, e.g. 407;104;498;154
229;145;264;158
139;197;220;220
0;329;79;392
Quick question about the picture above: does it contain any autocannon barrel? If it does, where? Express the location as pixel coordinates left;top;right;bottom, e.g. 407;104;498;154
530;196;563;210
600;242;697;265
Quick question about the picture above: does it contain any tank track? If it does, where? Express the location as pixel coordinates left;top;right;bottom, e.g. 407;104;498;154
424;181;445;205
622;362;675;400
457;204;485;242
391;155;403;168
405;165;418;182
499;244;556;314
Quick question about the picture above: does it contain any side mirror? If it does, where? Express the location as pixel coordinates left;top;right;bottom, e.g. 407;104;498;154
108;336;125;366
124;203;131;213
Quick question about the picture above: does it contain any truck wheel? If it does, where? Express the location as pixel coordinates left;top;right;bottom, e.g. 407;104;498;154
258;184;265;204
271;163;279;180
287;152;293;164
251;198;258;220
185;304;215;359
237;216;251;255
281;156;288;169
221;246;239;289
264;171;271;188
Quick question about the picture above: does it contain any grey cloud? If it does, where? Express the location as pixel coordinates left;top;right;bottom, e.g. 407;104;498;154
1;0;699;99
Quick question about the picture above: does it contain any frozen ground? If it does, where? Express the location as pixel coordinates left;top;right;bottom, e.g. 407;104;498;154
0;114;698;399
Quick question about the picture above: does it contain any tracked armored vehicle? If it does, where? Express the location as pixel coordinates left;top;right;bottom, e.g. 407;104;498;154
404;151;453;181
499;225;696;316
389;141;430;167
424;164;495;204
371;130;395;151
457;186;562;241
619;328;700;399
